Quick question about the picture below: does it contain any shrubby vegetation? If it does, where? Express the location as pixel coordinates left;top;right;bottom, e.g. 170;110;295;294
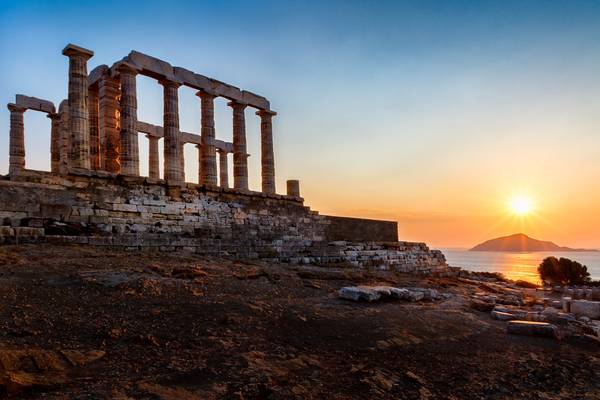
538;256;590;285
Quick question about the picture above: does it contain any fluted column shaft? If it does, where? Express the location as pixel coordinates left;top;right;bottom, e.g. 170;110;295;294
218;149;229;188
257;110;276;194
196;145;202;184
58;101;70;174
88;85;100;170
147;135;160;180
99;74;120;173
62;45;93;169
162;80;182;182
197;91;217;185
8;104;26;175
48;113;61;173
229;101;248;190
118;65;139;176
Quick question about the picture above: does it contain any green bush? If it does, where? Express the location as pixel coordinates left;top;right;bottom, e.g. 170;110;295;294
538;256;590;286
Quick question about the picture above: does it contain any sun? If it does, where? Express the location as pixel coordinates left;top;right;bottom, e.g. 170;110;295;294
509;196;534;216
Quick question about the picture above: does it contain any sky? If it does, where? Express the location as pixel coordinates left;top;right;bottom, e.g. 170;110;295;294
0;0;599;249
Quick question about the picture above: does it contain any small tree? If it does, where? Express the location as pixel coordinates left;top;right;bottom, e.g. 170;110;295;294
538;256;591;285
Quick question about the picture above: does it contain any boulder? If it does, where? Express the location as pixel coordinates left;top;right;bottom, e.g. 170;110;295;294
562;297;572;313
507;321;558;339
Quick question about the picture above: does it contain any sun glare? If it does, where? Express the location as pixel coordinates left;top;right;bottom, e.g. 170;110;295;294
509;196;534;216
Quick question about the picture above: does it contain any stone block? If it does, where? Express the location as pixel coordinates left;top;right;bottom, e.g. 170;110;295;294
570;300;600;319
491;311;516;321
15;94;56;114
506;321;558;338
338;286;381;302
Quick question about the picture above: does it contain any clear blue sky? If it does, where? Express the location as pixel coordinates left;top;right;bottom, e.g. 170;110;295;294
1;0;600;247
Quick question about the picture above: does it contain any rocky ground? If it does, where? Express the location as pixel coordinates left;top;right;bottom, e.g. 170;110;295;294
0;244;598;399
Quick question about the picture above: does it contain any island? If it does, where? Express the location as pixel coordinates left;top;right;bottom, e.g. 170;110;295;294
470;233;597;252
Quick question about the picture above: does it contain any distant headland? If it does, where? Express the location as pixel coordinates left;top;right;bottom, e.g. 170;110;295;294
470;233;597;252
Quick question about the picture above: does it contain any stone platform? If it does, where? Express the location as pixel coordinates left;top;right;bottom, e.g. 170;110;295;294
0;171;446;274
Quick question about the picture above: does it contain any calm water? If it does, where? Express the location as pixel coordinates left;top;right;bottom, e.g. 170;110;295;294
442;249;600;284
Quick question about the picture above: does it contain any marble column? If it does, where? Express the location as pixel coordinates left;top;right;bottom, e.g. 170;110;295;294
48;113;61;174
196;144;202;184
287;180;300;197
217;149;229;188
58;101;70;174
197;91;217;185
257;110;277;194
62;44;93;169
99;74;120;173
180;142;185;181
162;79;182;182
228;101;248;190
88;85;100;170
7;104;26;175
147;134;160;180
118;64;139;176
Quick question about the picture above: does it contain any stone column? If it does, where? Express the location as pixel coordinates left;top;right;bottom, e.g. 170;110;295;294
118;64;139;176
257;110;277;194
58;101;70;174
217;149;229;188
88;85;100;170
7;104;26;175
287;180;300;197
162;79;182;183
62;44;94;169
48;113;61;173
228;101;248;190
196;144;202;184
99;74;120;173
147;134;160;180
197;91;217;185
180;142;185;182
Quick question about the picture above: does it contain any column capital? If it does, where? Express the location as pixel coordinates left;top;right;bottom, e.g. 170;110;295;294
160;78;181;89
46;112;60;120
227;101;247;110
7;103;26;113
62;43;94;60
256;109;277;117
196;90;216;99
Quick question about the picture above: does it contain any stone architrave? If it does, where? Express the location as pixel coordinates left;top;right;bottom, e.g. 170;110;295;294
217;148;229;188
162;79;182;182
197;91;217;185
118;64;139;176
99;74;120;173
48;113;61;173
228;101;248;190
62;44;94;169
257;110;276;194
7;104;26;175
147;134;160;180
88;85;100;170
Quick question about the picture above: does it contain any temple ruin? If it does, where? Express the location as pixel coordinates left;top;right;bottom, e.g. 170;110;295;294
1;44;446;273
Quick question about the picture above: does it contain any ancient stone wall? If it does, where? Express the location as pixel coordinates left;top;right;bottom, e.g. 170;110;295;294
0;171;446;274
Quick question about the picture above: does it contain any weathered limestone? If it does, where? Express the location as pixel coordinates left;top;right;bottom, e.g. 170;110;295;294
506;321;558;338
118;64;139;176
58;101;70;174
217;148;229;188
257;110;276;194
7;104;26;175
287;180;300;197
197;91;217;186
98;74;120;173
570;300;600;319
229;101;249;190
147;135;160;180
15;95;55;114
48;113;61;173
62;44;93;169
162;80;183;183
88;85;100;170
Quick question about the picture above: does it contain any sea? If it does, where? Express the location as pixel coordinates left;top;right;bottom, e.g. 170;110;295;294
441;249;600;284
